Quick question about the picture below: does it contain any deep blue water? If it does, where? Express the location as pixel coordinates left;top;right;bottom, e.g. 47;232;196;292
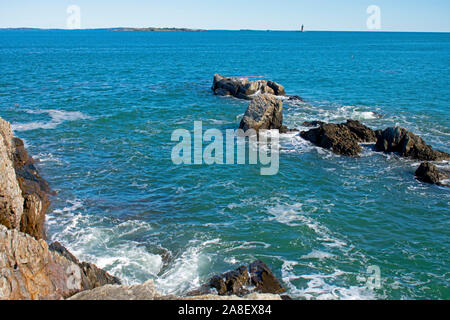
0;30;449;299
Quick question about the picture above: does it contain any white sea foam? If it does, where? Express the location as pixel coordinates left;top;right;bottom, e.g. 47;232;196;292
301;250;335;260
46;199;163;285
12;109;91;132
267;203;347;248
154;239;218;295
281;261;377;300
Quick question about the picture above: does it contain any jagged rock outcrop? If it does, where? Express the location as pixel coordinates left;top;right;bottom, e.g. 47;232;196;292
415;162;449;186
68;279;282;300
187;260;286;297
344;119;378;143
212;74;285;100
301;122;362;156
300;120;379;156
49;242;121;290
0;119;24;234
239;94;284;132
0;117;50;240
0;225;120;300
375;127;450;161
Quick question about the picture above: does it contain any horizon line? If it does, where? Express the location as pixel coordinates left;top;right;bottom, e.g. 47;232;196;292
1;27;449;33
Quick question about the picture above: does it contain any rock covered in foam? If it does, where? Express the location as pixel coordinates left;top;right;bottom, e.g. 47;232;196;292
212;74;285;100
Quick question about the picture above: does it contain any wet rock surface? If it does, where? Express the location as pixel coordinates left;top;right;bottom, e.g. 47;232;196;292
375;127;450;161
212;74;285;100
187;260;286;297
415;162;449;186
300;122;363;156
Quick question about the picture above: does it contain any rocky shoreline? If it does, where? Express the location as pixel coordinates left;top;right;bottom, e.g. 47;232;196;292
1;74;448;300
0;116;287;300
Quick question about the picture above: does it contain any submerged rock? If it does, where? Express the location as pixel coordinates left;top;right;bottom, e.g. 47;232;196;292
187;260;286;297
302;120;326;128
239;94;284;132
212;74;285;100
415;162;449;186
0;225;119;300
375;127;450;161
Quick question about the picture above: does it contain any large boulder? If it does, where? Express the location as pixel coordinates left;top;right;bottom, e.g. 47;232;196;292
187;260;286;297
239;94;284;132
0;117;50;240
212;74;285;100
300;122;362;156
375;127;450;161
415;162;448;186
0;225;120;300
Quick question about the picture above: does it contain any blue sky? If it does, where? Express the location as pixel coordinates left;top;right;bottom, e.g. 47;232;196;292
0;0;449;31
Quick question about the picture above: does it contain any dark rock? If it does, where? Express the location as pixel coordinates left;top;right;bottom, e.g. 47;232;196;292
209;265;250;296
49;241;121;290
415;162;448;185
248;260;286;294
239;94;284;132
188;260;286;297
212;74;285;100
287;95;304;102
345;119;377;142
301;123;362;156
375;127;450;161
301;120;325;128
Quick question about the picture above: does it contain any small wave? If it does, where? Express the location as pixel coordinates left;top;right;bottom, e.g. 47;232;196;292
281;261;377;300
155;239;217;295
301;250;335;260
267;203;347;248
46;199;163;284
12;109;91;132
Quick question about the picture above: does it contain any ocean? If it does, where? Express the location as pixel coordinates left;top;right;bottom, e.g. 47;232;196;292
0;30;448;299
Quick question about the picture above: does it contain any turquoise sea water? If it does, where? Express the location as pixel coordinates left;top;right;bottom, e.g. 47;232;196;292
0;30;449;299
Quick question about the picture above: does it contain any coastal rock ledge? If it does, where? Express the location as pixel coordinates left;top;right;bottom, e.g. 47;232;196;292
212;74;286;100
0;117;50;240
0;116;120;300
0;225;120;300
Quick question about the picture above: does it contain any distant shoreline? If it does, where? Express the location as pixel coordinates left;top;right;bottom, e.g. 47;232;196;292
0;28;449;33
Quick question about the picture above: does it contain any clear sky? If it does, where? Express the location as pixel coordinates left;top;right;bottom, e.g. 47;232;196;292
0;0;449;32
